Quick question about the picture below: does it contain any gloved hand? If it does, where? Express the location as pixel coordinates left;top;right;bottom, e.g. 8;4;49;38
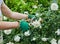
28;14;37;21
19;19;29;31
28;14;35;19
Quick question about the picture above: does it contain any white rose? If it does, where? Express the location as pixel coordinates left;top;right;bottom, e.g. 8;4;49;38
38;18;43;22
14;35;21;42
36;13;39;17
41;38;48;42
24;11;28;15
24;30;31;36
51;42;57;44
33;5;37;8
50;38;57;44
36;13;42;17
50;38;57;42
31;20;41;28
6;42;14;44
55;29;60;35
51;3;58;10
58;39;60;44
31;37;36;41
4;29;12;35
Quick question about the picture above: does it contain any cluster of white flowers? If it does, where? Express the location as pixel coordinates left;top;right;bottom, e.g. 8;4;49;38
41;37;49;42
35;13;43;17
58;39;60;44
32;5;37;8
6;42;14;44
50;38;60;44
31;37;36;41
24;11;29;15
31;20;42;28
38;18;43;22
36;13;39;17
55;29;60;35
51;3;58;10
24;30;31;36
14;35;21;42
50;38;57;44
4;29;12;35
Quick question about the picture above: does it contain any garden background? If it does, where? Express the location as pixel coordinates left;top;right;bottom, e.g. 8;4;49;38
3;0;60;44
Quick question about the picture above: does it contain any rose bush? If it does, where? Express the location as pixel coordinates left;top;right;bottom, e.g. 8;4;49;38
3;0;60;44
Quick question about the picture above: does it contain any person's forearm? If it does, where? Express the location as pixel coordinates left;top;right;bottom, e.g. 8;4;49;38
1;2;12;17
11;12;28;20
0;21;19;29
1;2;28;20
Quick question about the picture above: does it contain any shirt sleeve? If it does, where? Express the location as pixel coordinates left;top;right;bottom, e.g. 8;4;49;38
0;0;3;5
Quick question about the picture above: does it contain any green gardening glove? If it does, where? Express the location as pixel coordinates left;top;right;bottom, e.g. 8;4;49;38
28;14;37;21
28;14;35;19
19;20;29;31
